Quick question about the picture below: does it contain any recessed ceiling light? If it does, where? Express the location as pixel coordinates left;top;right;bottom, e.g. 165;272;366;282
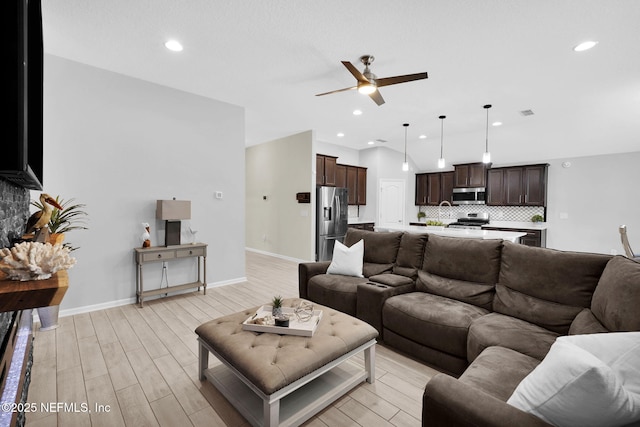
353;109;363;116
419;134;427;139
164;40;183;52
573;41;598;52
337;132;344;137
367;141;375;145
492;122;502;127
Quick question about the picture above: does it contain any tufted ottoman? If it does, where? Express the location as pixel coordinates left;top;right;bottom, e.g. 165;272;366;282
196;298;378;427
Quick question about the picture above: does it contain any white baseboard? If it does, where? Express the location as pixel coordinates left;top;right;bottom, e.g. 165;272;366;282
36;276;248;320
245;247;309;264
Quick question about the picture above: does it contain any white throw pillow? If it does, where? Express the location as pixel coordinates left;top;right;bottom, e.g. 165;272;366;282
507;332;640;427
326;239;364;277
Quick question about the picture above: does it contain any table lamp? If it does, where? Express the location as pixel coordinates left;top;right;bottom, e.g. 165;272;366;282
156;199;191;246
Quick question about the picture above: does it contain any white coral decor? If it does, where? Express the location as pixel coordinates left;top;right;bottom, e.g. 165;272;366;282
0;242;76;281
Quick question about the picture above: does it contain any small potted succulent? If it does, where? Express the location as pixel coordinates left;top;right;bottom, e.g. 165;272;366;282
271;295;283;317
417;211;427;222
531;214;544;223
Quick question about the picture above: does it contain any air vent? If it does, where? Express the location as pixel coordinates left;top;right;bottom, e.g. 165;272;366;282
375;139;387;143
520;109;534;116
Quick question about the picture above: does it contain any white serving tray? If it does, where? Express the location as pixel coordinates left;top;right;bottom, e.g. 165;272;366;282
242;305;323;337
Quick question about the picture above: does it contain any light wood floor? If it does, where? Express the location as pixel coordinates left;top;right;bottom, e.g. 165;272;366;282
26;251;439;427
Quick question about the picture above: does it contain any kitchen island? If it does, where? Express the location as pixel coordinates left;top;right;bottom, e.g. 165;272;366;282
375;224;526;243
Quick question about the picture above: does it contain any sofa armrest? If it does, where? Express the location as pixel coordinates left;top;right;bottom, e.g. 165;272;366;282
298;261;330;299
356;281;415;338
422;373;551;427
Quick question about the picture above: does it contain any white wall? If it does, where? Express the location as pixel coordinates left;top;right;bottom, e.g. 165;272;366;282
42;55;246;312
246;131;314;261
545;151;640;254
358;146;418;224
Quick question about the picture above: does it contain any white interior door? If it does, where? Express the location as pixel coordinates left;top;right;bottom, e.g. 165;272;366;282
378;179;406;227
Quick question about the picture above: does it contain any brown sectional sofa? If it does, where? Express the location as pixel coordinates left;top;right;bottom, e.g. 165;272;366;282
298;228;640;426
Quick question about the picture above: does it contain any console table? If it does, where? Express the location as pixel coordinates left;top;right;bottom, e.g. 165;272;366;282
134;243;207;307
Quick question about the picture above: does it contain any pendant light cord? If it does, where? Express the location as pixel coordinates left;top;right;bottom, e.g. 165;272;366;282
403;123;409;162
484;104;491;152
439;115;446;158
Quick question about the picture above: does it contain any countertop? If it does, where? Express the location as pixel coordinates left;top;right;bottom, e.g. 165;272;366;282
419;218;548;230
375;224;526;243
348;218;375;225
483;221;548;230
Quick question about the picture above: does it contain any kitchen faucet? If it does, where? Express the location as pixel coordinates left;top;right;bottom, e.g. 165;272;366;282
438;200;452;222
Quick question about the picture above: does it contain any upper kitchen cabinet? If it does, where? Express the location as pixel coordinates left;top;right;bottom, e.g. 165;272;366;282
336;163;347;188
356;167;367;205
336;163;367;205
454;162;488;188
316;154;338;186
415;171;453;206
487;164;548;206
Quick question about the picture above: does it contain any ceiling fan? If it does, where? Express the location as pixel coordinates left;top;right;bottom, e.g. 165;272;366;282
316;55;428;106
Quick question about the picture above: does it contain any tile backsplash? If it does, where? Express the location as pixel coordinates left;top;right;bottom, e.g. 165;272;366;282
419;205;544;222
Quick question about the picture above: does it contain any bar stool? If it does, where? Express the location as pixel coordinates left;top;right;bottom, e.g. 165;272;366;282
619;225;640;260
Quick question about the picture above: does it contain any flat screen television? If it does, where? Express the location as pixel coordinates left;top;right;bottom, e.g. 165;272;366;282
1;0;44;190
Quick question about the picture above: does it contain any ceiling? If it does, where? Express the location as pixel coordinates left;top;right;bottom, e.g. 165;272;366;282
41;0;640;171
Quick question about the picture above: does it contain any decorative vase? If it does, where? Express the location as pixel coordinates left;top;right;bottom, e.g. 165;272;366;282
272;306;282;318
37;305;60;331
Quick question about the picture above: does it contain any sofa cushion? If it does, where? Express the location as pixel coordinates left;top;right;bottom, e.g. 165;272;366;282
460;346;541;401
569;308;608;335
392;232;428;279
344;229;403;265
495;242;611;334
307;274;368;316
467;312;559;362
384;292;489;358
326;239;364;277
416;270;495;310
363;262;394;278
368;273;414;288
508;332;640;427
591;256;640;332
422;234;502;284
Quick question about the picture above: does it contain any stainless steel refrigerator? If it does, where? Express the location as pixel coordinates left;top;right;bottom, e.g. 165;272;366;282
316;186;348;261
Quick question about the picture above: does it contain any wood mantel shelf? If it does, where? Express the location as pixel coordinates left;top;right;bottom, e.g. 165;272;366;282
0;270;68;313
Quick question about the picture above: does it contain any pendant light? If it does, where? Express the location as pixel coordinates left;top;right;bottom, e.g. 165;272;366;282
482;104;492;164
402;123;409;171
438;115;446;169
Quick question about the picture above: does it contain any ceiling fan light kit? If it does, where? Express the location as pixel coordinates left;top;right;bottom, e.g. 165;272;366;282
316;55;428;106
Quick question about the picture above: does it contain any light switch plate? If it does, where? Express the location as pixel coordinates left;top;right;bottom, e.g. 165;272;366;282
215;191;223;199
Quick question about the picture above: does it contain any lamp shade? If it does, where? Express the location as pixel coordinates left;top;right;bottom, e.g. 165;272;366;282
156;200;191;220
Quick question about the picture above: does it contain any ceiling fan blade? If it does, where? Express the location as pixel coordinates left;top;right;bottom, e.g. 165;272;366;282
341;61;369;83
375;72;428;88
316;86;357;96
369;90;385;106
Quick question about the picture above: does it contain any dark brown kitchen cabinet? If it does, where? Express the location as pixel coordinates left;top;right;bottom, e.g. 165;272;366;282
336;163;367;205
349;222;374;231
484;227;546;248
487;164;548;206
415;171;453;205
415;173;428;205
356;167;367;205
335;164;347;188
454;162;488;188
316;154;337;186
346;166;358;204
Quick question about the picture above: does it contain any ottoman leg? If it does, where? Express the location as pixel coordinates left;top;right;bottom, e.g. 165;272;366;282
198;341;209;381
263;398;280;427
364;345;376;384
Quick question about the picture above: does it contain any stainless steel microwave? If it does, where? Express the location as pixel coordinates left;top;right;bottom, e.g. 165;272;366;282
452;187;486;205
